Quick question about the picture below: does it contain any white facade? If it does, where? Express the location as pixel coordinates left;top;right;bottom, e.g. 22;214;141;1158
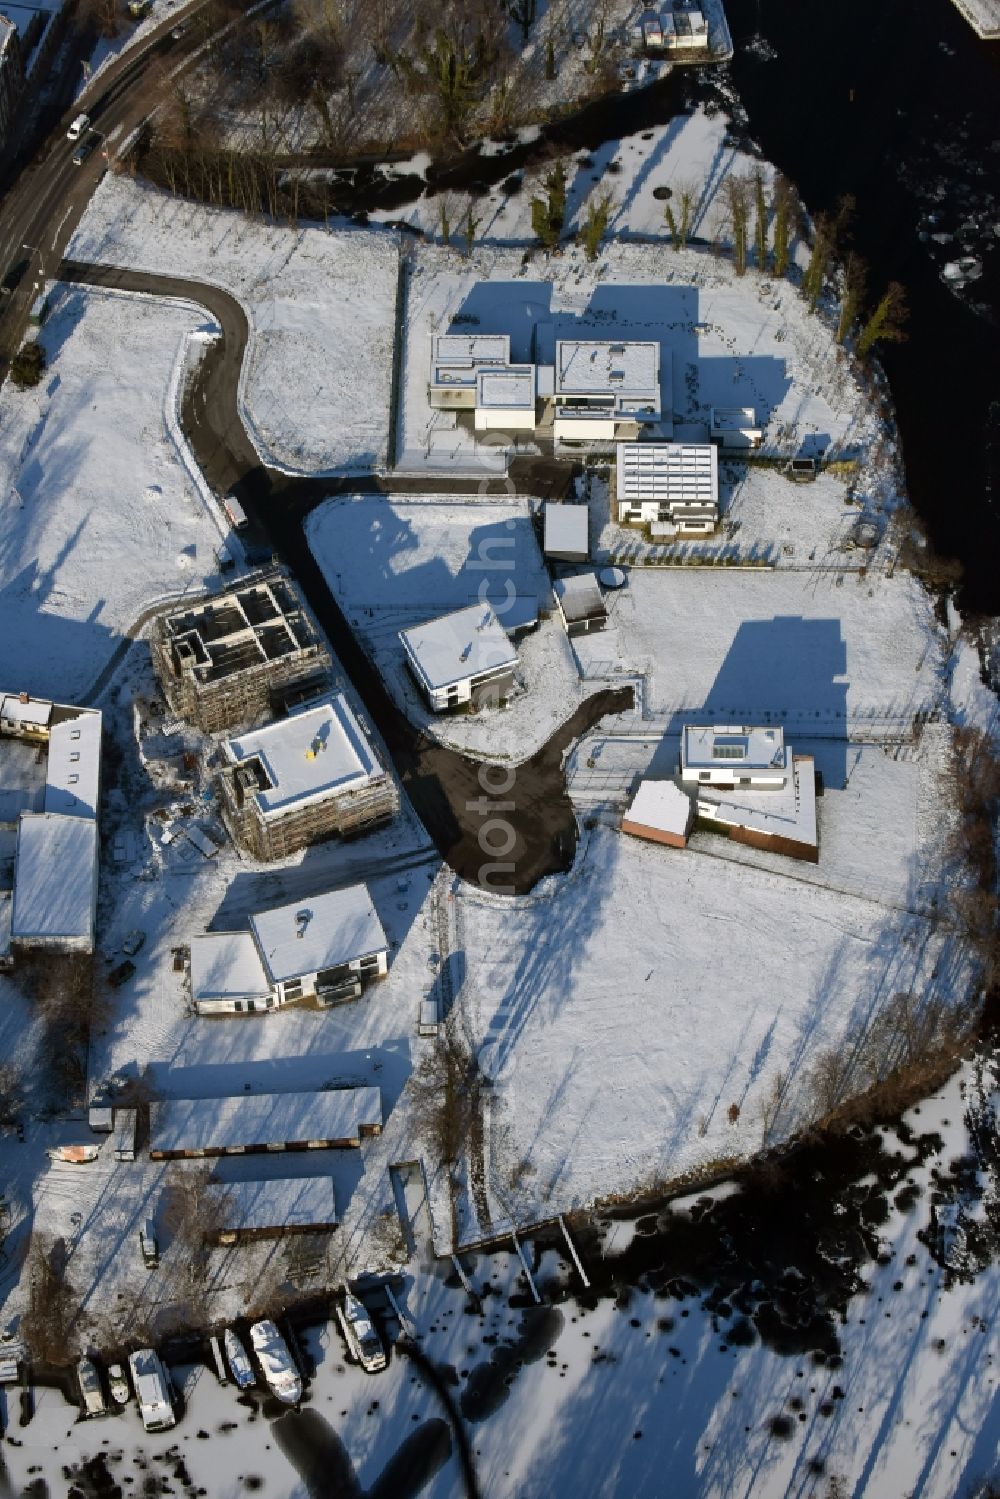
680;725;789;787
474;365;536;431
400;603;519;713
710;405;763;450
429;333;511;410
616;442;719;534
191;882;389;1016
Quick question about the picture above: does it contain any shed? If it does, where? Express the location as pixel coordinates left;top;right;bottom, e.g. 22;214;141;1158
148;1086;383;1159
205;1176;338;1243
552;574;608;638
543;504;589;563
622;780;693;849
112;1108;137;1161
88;1104;114;1133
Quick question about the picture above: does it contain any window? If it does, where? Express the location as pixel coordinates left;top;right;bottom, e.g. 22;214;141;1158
283;978;303;999
712;737;747;761
70;752;80;763
698;771;710;782
70;729;81;740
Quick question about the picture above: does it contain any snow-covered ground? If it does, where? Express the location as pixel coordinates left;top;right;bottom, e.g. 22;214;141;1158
69;176;400;475
307;495;599;761
0;282;225;699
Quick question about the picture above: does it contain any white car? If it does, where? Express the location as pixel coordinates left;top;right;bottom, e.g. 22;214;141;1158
249;1320;301;1405
67;113;90;141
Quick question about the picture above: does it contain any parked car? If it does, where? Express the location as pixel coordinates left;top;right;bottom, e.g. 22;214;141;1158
66;112;90;141
122;930;145;957
72;135;99;167
108;960;136;989
336;1290;387;1374
139;1219;159;1268
224;1328;255;1390
249;1321;301;1404
128;1348;175;1432
77;1357;106;1417
169;21;188;39
1;259;28;297
107;1363;130;1406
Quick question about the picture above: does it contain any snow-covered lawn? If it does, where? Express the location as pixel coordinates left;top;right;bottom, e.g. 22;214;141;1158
308;494;597;761
0;284;224;699
69;175;399;475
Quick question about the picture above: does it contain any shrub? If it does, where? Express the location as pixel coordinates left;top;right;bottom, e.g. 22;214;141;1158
9;341;45;389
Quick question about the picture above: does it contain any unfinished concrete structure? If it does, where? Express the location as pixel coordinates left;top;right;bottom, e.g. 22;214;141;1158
152;571;331;734
217;692;399;860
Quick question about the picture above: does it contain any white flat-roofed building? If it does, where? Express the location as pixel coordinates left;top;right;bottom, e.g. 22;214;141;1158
710;405;763;450
553;340;661;443
621;779;693;849
400;603;519;713
475;365;537;431
616;442;719;534
552;573;608;638
148;1086;383;1159
681;725;789;787
11;814;98;953
45;712;102;819
207;1176;339;1243
429;333;512;410
543;503;589;562
191;883;389;1015
695;754;818;863
218;692;398;860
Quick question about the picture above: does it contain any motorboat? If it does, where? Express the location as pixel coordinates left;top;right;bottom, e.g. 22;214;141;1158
249;1320;301;1405
336;1290;387;1374
224;1328;255;1390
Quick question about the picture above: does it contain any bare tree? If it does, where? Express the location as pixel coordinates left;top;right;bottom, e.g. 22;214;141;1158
753;169;768;270
770;174;798;278
21;1238;78;1365
664;178;698;250
726;174;750;275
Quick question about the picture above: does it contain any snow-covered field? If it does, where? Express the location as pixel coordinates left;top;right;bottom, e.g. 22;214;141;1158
0;283;224;699
69;176;399;475
307;495;598;761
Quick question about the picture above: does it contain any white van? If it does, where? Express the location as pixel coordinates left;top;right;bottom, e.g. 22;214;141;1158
67;113;90;142
128;1348;175;1432
222;494;248;532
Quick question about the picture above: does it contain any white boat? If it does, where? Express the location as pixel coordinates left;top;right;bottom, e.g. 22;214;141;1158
128;1348;175;1433
249;1320;301;1405
224;1328;255;1390
336;1290;387;1374
107;1363;130;1406
77;1357;106;1417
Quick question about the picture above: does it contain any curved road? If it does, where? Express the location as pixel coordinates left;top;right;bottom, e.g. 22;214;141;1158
58;258;631;893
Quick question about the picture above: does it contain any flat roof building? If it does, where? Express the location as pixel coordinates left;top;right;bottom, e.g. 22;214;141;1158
681;725;789;787
553;340;661;444
11;814;99;953
543;503;590;563
622;779;694;849
616;442;719;535
710;406;762;451
218;692;398;860
552;574;608;638
400;603;519;713
429;333;512;410
206;1176;339;1244
695;754;818;862
152;571;331;734
149;1087;383;1159
475;365;537;431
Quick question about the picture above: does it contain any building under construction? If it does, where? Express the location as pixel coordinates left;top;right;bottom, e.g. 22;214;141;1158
151;571;331;734
217;691;399;861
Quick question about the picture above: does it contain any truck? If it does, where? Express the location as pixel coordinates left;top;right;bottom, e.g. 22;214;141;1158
128;1348;175;1433
222;494;248;532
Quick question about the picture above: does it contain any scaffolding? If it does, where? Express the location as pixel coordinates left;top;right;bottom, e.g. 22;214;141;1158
151;570;332;734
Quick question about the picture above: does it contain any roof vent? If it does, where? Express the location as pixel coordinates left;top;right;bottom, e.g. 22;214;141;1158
295;908;312;940
460;643;472;662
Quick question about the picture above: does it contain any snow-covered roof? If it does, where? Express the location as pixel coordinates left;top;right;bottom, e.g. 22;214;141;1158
400;604;518;693
430;333;510;390
0;892;11;964
476;365;535;410
206;1175;338;1233
682;724;787;773
555;340;660;412
543;504;589;558
616;443;718;507
11;814;97;945
250;882;387;984
190;932;271;1005
710;405;760;431
697;754;817;848
44;711;101;819
149;1087;383;1155
623;779;693;838
225;693;384;819
553;573;607;626
0;694;51;731
0;738;45;823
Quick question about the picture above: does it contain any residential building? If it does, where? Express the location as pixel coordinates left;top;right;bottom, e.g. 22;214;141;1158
428;333;511;410
400;603;519;713
681;724;818;861
680;725;789;788
475;365;537;431
152;571;331;735
148;1087;383;1159
552;340;661;443
616;442;719;534
552;574;608;638
0;692;102;960
622;780;694;849
543;503;589;563
190;881;389;1016
710;405;762;451
218;692;398;860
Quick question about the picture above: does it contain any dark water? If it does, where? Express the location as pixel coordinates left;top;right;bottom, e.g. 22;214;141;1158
721;0;1000;613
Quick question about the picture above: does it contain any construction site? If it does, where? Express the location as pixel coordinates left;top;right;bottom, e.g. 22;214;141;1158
151;571;331;734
